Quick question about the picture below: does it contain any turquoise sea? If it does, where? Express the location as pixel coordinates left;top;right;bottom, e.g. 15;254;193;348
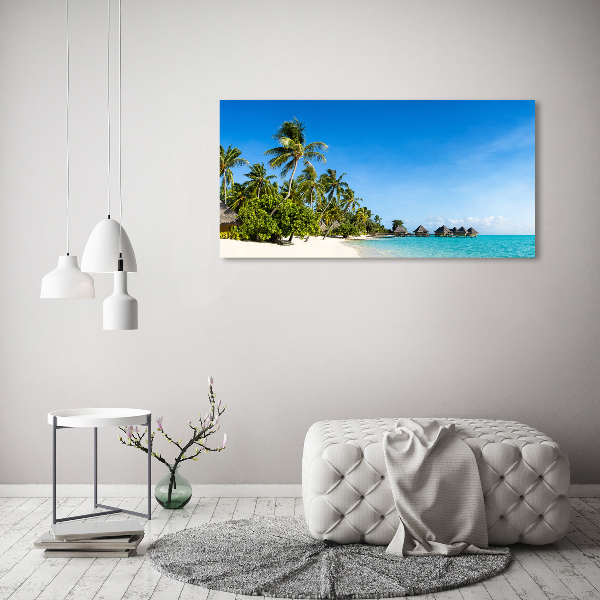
345;235;535;258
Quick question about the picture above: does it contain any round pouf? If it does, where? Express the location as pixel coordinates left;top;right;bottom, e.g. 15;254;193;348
147;516;511;598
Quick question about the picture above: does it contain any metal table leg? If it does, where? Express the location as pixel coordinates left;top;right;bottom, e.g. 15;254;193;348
52;416;57;525
147;413;152;519
94;427;98;508
53;419;152;523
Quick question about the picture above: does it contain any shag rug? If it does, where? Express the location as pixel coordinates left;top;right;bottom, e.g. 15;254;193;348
147;516;511;598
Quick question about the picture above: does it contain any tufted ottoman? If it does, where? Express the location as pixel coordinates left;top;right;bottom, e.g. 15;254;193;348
302;418;570;546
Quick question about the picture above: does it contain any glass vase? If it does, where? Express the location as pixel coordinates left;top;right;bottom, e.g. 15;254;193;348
155;467;192;509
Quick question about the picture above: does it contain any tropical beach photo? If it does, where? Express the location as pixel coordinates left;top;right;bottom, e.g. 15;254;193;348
220;100;535;258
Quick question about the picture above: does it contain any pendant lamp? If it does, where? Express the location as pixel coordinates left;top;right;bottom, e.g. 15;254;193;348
81;218;136;272
41;0;94;299
103;0;138;330
81;0;136;275
103;257;138;330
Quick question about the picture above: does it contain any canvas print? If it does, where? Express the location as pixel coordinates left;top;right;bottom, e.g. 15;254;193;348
220;100;535;258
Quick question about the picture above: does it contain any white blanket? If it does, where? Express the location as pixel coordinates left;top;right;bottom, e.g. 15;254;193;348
383;418;500;556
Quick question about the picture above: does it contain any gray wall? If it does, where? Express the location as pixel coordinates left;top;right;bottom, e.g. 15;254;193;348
1;0;599;486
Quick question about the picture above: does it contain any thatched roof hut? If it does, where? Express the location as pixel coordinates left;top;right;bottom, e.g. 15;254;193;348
435;225;450;237
393;224;408;236
467;227;479;237
220;202;241;232
414;225;429;237
449;227;457;235
456;226;467;236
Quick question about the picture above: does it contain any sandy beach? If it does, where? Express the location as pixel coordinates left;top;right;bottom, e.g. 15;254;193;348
220;236;359;258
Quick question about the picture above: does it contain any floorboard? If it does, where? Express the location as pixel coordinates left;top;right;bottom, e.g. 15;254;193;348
0;495;596;599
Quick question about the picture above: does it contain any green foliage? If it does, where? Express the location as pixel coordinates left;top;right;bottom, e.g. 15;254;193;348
278;200;319;238
220;229;241;240
365;218;387;234
335;222;360;238
237;198;281;241
233;194;319;242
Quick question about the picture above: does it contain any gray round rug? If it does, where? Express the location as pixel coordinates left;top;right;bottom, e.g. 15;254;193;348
147;516;511;598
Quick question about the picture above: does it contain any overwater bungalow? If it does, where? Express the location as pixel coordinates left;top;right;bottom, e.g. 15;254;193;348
467;227;479;237
414;225;429;237
393;224;408;236
456;226;468;237
449;227;457;236
220;201;241;233
435;225;450;237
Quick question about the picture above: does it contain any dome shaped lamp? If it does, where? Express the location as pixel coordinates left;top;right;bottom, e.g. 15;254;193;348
41;0;94;300
42;256;94;299
81;217;136;273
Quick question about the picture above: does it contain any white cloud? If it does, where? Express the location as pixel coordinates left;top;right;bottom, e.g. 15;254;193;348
425;215;445;227
466;215;507;227
465;215;534;234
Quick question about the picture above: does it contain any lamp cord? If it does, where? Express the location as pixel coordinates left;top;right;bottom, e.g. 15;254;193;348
107;0;111;219
66;0;70;255
118;0;123;256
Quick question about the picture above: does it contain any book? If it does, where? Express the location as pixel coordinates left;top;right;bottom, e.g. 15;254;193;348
51;519;144;540
34;532;143;550
44;548;136;558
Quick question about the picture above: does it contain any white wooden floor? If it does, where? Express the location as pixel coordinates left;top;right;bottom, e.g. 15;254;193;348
0;496;598;600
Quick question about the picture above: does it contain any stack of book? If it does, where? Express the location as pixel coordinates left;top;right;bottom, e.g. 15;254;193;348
35;520;144;558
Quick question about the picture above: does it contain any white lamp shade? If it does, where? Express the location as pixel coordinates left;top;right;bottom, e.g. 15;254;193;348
81;218;137;273
41;255;95;299
103;271;138;330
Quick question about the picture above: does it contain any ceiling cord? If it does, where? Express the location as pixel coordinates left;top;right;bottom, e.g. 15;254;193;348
118;0;123;256
107;0;111;219
66;0;70;255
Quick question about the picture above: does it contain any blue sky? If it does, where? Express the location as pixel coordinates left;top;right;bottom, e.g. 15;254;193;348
220;100;535;234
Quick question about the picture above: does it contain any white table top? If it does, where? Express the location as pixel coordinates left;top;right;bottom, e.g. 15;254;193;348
48;408;151;428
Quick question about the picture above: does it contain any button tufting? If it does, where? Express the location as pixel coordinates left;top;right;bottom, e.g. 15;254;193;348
305;417;569;547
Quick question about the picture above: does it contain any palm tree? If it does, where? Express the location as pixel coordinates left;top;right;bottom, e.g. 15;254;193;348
264;117;327;215
220;145;249;205
228;183;252;212
343;189;361;215
323;189;360;239
355;207;369;234
280;178;302;206
317;169;349;224
244;163;276;199
297;165;326;212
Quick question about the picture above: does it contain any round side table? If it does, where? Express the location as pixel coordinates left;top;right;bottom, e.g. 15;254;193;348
48;408;152;524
